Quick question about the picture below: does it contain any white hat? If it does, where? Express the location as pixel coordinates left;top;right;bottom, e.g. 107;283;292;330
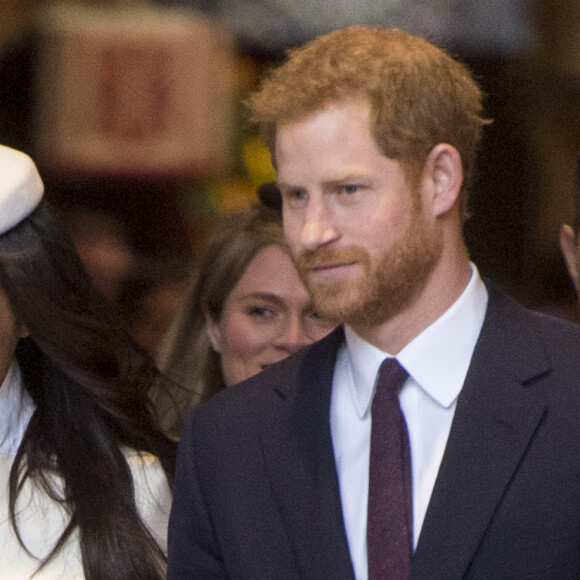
0;145;44;235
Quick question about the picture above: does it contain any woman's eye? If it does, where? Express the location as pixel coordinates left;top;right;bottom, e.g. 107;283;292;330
247;306;275;319
308;310;334;326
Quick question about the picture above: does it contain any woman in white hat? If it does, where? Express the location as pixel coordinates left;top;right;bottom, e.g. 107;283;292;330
0;145;175;579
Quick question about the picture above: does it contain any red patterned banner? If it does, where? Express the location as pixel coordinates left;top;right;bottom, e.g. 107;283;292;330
34;5;235;178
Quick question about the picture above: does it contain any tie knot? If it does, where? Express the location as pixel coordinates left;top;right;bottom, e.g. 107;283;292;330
377;358;408;396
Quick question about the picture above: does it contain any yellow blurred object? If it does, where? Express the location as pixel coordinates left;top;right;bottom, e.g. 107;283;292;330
243;137;276;185
208;178;258;216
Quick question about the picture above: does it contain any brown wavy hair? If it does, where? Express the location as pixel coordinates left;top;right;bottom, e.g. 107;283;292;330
156;204;286;436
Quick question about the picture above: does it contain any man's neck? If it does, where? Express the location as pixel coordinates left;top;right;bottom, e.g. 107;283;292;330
352;257;472;354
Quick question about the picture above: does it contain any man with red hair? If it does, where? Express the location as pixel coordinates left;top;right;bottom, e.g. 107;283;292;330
169;27;580;580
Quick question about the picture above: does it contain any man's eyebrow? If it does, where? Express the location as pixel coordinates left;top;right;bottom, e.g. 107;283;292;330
277;181;304;191
278;174;373;190
324;175;373;186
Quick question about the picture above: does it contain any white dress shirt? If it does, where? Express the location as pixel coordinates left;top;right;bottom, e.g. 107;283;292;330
330;265;488;580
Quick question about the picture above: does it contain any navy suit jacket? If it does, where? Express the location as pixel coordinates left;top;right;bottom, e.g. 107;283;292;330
168;285;580;579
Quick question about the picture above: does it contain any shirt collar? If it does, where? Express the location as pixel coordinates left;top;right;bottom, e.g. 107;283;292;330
0;360;35;455
345;264;488;418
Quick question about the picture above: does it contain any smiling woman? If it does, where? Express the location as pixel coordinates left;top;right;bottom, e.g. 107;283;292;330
205;243;334;386
156;203;336;437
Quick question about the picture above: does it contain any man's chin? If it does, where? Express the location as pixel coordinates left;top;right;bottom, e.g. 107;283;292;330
309;289;363;325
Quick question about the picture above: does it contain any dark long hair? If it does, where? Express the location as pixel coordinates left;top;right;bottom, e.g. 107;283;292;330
0;201;176;579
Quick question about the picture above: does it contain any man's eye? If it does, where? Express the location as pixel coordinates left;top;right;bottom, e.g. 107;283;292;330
291;189;307;201
283;188;308;207
341;184;359;195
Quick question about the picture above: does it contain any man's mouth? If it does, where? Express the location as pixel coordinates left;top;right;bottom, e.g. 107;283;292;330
307;261;357;278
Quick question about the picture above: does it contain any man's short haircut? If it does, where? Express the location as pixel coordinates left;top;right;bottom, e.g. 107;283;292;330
247;26;490;206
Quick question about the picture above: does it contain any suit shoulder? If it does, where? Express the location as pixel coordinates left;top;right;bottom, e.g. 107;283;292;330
482;286;580;387
487;284;580;342
181;327;344;436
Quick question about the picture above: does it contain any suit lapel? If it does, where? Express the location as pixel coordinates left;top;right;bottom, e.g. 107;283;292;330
412;287;549;579
260;327;355;580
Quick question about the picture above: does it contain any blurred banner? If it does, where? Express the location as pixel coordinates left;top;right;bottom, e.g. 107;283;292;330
158;0;536;58
34;4;235;177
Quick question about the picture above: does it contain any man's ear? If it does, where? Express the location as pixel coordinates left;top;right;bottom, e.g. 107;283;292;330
423;143;463;217
560;224;580;284
203;308;222;353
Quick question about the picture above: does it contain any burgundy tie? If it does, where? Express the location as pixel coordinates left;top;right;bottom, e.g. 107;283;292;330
367;358;413;580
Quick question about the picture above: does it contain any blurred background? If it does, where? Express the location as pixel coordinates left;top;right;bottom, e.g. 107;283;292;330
0;0;578;355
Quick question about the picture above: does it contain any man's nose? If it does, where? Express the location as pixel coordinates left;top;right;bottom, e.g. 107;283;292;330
300;201;339;251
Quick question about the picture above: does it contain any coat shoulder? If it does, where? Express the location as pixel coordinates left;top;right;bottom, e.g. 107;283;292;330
180;326;345;438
